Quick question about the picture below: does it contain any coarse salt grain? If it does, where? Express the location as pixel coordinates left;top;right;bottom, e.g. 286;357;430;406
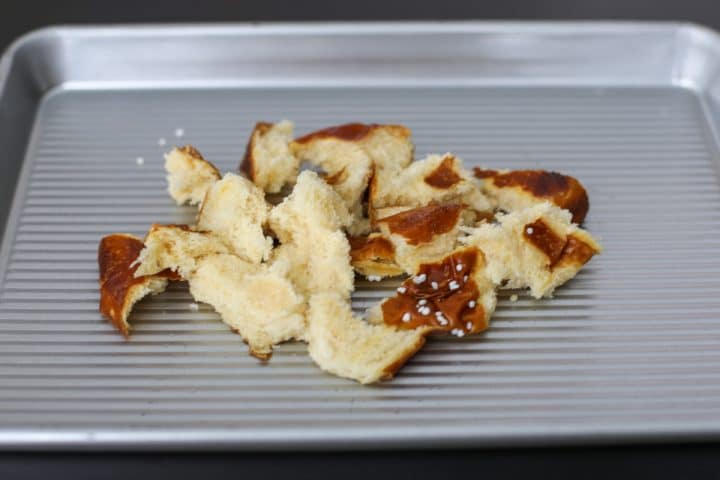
456;264;463;272
449;281;460;291
526;227;534;235
402;312;411;323
466;321;473;331
431;281;439;290
456;330;465;338
418;299;427;306
463;275;468;283
367;275;381;282
419;306;431;316
510;294;519;302
175;128;185;137
413;274;427;284
158;137;167;146
188;303;199;312
468;300;476;309
397;286;407;294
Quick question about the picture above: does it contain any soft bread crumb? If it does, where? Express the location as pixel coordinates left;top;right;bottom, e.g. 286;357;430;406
461;202;601;298
165;145;221;206
269;170;353;241
370;153;493;221
307;293;427;384
241;121;299;193
290;123;414;236
376;203;466;274
269;171;355;299
98;233;175;336
197;173;273;263
134;224;231;279
188;254;306;360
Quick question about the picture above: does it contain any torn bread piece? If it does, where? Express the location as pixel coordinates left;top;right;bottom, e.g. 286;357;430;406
188;254;306;360
349;233;404;278
98;234;177;336
369;153;493;223
474;168;590;223
461;202;601;298
133;224;231;279
269;170;353;242
269;171;354;298
367;247;496;337
165;145;221;206
196;173;273;263
307;293;427;384
290;123;414;235
240;121;299;193
376;203;466;274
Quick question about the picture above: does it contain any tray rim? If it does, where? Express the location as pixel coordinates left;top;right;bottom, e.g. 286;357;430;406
3;20;720;96
2;21;720;451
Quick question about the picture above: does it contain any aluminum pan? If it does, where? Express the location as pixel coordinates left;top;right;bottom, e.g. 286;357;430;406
1;23;720;450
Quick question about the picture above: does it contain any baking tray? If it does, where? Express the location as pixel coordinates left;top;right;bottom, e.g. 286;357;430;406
2;22;720;451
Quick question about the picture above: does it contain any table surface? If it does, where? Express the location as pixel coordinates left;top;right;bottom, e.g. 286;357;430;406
2;1;720;479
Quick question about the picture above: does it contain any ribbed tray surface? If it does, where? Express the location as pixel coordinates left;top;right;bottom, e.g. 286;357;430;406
1;86;720;446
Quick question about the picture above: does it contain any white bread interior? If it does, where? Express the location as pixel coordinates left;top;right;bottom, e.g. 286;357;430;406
306;293;427;384
197;173;273;264
165;146;221;206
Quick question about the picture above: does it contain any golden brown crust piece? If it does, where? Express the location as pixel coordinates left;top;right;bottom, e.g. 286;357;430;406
378;203;463;246
179;145;222;178
424;155;463;189
98;234;177;336
369;153;493;225
378;247;495;336
349;233;404;278
473;168;589;224
460;202;601;298
294;123;411;145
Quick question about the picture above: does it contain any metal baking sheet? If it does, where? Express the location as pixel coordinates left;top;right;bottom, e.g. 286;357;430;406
2;22;720;450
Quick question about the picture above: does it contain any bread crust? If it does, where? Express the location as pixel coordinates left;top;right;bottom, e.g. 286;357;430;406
349;233;404;278
98;234;177;336
474;168;589;223
293;123;411;144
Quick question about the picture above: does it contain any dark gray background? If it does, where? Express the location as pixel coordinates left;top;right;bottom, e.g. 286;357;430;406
2;1;720;479
3;0;720;52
